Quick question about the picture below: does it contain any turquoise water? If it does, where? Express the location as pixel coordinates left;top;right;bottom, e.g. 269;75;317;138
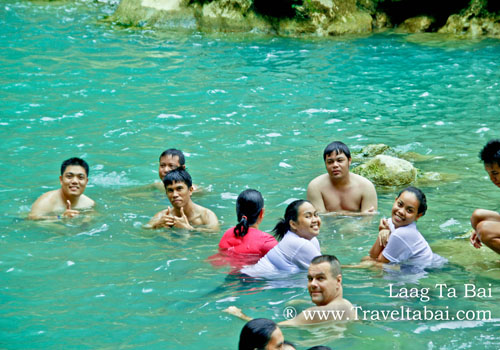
1;1;500;349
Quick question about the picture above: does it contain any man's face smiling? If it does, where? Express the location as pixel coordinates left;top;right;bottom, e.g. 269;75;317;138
324;151;351;180
484;162;500;188
59;165;88;198
158;155;182;181
307;262;341;306
166;181;193;209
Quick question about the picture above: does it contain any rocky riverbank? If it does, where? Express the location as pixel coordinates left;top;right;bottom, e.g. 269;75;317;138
108;0;500;38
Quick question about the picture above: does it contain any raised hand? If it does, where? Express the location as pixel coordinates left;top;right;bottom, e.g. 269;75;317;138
162;207;175;228
378;229;391;247
379;217;389;231
63;200;80;218
172;207;193;229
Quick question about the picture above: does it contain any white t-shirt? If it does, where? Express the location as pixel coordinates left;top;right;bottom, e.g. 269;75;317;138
241;231;321;277
382;219;434;266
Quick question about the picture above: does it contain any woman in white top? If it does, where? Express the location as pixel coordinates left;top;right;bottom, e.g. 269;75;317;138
241;199;322;277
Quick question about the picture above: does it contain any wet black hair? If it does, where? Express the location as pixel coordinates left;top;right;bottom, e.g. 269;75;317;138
159;148;186;165
306;346;333;350
162;168;192;189
479;139;500;166
234;189;264;238
323;141;351;161
272;199;309;241
239;318;278;350
398;186;427;216
60;157;89;176
311;255;341;277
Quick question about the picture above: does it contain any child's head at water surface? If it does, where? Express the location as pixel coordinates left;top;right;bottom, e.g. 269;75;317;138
391;186;427;229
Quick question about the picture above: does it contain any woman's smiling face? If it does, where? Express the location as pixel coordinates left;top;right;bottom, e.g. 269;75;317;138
289;201;321;240
391;191;422;228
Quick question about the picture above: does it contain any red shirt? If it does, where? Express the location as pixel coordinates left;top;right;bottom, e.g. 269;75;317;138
219;227;278;257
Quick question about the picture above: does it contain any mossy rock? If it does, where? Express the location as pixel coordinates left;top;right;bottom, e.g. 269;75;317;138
432;233;500;280
352;154;417;186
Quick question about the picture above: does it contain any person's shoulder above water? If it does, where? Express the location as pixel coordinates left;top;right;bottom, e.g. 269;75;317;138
307;140;377;215
147;168;218;231
28;157;95;221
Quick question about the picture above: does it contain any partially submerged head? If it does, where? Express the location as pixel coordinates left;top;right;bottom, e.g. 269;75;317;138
272;200;321;241
308;255;342;306
234;189;265;238
59;157;90;198
479;139;500;188
158;148;186;181
239;318;284;350
162;169;193;209
392;186;427;228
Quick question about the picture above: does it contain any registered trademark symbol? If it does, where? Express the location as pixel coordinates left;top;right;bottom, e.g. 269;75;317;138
283;306;297;320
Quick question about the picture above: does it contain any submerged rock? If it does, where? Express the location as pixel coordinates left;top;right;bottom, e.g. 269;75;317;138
353;154;417;186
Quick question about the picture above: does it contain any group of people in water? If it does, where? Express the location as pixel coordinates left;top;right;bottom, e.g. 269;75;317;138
28;139;500;349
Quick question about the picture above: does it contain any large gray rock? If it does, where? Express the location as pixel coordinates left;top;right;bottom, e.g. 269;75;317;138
353;154;417;186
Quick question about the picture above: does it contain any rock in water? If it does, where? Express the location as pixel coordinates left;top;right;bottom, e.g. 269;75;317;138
353;154;417;186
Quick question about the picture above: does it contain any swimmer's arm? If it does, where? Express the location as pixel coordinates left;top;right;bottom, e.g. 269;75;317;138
307;182;327;213
278;309;315;326
360;181;378;214
470;209;500;229
222;306;252;322
200;209;219;232
369;227;390;259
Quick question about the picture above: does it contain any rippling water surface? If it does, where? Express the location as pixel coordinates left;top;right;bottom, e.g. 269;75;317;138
1;1;499;349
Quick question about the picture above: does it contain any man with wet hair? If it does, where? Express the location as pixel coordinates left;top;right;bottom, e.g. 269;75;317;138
29;157;95;220
224;254;356;325
470;139;500;254
307;141;377;214
148;168;218;231
154;148;199;192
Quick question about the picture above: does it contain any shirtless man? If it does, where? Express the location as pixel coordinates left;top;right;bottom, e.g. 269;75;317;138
29;157;95;220
148;168;218;231
224;255;356;325
470;139;500;254
307;141;377;214
155;148;199;192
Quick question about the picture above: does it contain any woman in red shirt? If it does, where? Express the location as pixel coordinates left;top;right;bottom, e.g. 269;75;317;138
219;189;277;263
